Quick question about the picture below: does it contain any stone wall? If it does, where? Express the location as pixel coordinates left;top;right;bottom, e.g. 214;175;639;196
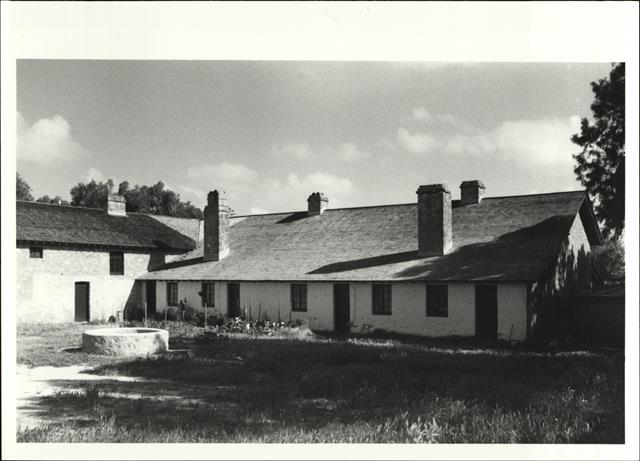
16;245;172;323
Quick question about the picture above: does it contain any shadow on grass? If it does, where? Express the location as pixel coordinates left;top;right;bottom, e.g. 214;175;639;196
17;336;625;443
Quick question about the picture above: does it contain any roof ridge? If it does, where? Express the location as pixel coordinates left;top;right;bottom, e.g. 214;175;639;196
231;190;586;218
17;201;201;221
17;200;104;212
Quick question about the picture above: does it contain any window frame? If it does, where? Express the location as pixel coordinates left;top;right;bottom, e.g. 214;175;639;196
290;283;308;312
29;247;43;259
109;251;124;276
371;283;392;315
201;282;215;307
426;284;448;318
167;281;179;307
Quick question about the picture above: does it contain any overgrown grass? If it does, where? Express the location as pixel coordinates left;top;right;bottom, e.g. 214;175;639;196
16;323;624;443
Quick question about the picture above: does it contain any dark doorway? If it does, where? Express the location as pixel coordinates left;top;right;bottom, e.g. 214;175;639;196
146;281;157;315
333;283;351;335
227;283;241;318
475;284;498;340
74;282;90;322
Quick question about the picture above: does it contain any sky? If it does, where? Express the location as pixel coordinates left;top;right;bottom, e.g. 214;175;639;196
16;60;613;215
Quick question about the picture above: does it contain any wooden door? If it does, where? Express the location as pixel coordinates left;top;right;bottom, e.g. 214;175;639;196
74;282;90;322
227;283;240;318
333;284;351;335
146;281;157;314
475;285;498;340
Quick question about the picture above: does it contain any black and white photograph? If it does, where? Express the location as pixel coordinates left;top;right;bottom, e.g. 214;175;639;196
2;3;638;460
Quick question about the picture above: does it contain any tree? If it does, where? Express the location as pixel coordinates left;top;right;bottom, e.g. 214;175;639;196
70;179;114;209
70;178;203;219
16;173;33;201
572;63;625;239
591;239;625;286
36;195;70;206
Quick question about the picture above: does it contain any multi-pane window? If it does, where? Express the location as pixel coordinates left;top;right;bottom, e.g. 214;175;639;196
202;282;215;307
372;284;392;315
291;284;308;312
426;284;448;317
29;247;43;258
167;282;179;307
109;251;124;275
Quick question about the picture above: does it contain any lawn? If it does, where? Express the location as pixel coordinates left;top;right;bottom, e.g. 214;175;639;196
16;322;624;443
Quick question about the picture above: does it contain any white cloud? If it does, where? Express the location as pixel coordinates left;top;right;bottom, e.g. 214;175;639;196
271;142;368;162
397;128;439;155
287;172;353;199
178;184;205;198
412;107;433;122
186;162;258;207
338;143;369;162
246;172;355;213
17;112;85;164
270;143;315;159
397;110;581;167
85;167;105;183
187;162;258;183
249;207;269;215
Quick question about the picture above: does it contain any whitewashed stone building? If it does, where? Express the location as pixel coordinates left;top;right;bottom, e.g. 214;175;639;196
17;181;602;341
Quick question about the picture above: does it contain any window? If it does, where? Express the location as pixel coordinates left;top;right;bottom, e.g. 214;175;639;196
29;247;43;258
202;282;215;307
426;284;448;317
167;282;179;307
372;284;392;315
109;251;124;275
291;284;308;312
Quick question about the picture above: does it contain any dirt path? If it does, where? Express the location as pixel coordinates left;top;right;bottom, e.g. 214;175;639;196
15;364;143;430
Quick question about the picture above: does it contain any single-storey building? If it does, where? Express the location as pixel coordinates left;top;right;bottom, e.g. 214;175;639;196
16;180;601;342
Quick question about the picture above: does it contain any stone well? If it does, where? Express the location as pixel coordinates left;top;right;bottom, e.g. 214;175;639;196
82;328;169;356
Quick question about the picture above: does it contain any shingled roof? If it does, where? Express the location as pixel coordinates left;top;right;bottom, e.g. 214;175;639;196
17;201;196;252
140;191;598;282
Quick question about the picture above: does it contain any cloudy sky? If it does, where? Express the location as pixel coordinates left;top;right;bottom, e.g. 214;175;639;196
17;60;612;215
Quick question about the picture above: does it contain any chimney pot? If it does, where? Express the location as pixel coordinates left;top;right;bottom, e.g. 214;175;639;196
307;192;329;216
107;194;127;217
416;183;452;257
460;180;486;206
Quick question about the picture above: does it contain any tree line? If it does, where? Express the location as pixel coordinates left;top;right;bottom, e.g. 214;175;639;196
16;174;203;219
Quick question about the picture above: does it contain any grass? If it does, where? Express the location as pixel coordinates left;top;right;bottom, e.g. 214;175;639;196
16;322;624;443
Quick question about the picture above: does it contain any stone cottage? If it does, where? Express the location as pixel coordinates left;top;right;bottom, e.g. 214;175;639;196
16;194;199;323
16;181;601;341
135;181;601;342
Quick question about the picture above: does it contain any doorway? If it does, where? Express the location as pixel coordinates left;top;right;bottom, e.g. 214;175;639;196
227;283;240;318
333;284;350;334
475;284;498;340
146;281;156;315
74;282;90;322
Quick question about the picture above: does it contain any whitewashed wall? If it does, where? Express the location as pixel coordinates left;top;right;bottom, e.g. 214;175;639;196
17;247;156;323
350;282;477;337
154;280;528;340
497;284;528;341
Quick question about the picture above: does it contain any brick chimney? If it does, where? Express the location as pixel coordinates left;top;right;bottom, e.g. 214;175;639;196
203;190;230;261
307;192;329;216
107;194;126;217
460;180;486;206
417;184;452;257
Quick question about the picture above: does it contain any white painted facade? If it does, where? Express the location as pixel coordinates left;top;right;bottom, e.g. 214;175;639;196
147;280;528;341
16;246;164;323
